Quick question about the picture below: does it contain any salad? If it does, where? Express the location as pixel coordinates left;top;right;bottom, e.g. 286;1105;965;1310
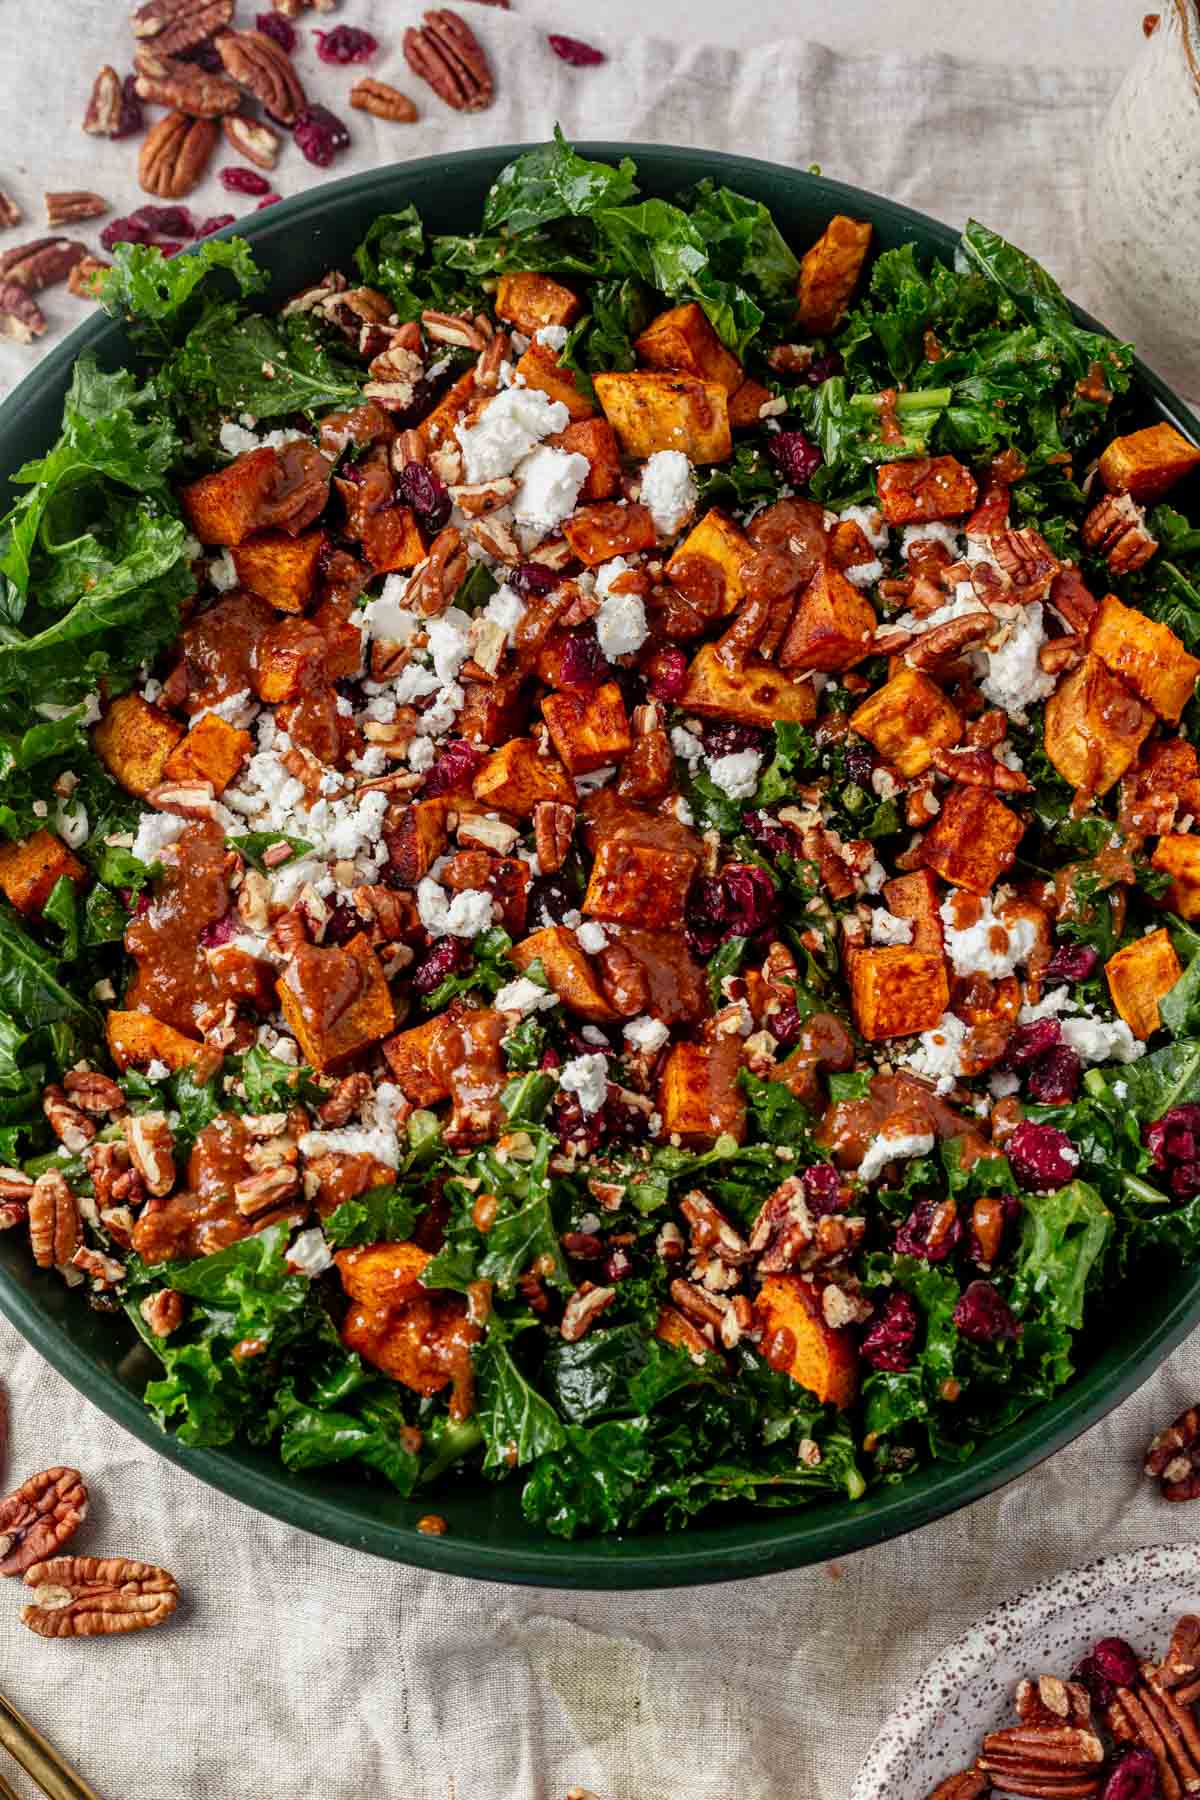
2;133;1200;1541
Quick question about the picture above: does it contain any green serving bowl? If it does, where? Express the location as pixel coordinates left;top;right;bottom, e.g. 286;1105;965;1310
2;144;1198;1589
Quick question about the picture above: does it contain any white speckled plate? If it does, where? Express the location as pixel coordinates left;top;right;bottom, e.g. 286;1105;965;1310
853;1543;1200;1798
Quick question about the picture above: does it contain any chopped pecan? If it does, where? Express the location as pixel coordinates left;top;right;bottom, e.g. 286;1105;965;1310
533;800;575;874
350;78;419;122
0;1468;88;1577
21;1555;180;1638
668;1276;724;1331
134;47;243;116
0;236;87;291
406;527;469;618
63;1070;125;1116
317;1072;373;1126
1016;1676;1094;1729
0;1167;33;1203
1107;1663;1200;1798
234;1165;301;1216
1145;1405;1200;1500
1038;633;1084;675
930;746;1032;793
1048;565;1099;634
82;65;124;136
560;1283;616;1342
139;112;219;197
217;28;307;124
44;191;108;227
42;1085;95;1152
977;1721;1103;1798
132;0;235;54
904;611;994;673
680;1189;752;1265
990;527;1061;602
1082;492;1158;574
0;282;45;342
925;1776;990;1800
404;10;494;112
222;114;281;169
72;1245;126;1288
140;1289;185;1339
421;306;488;349
124;1113;176;1198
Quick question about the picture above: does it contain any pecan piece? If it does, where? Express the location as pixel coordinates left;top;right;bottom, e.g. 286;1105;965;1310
0;237;87;291
977;1722;1103;1797
44;192;108;227
350;78;419;122
0;281;45;342
124;1113;176;1197
21;1555;180;1638
0;190;21;230
1107;1665;1200;1797
67;254;110;299
560;1283;616;1342
71;1245;126;1288
533;801;575;874
140;1289;185;1338
680;1189;752;1265
234;1164;301;1216
404;9;494;112
904;611;994;673
0;1468;88;1577
1082;492;1158;574
82;65;123;136
131;0;235;54
1145;1405;1200;1500
134;48;243;117
139;112;219;197
42;1084;95;1152
406;527;468;618
990;527;1061;603
221;113;281;169
926;1776;990;1800
930;746;1032;793
317;1072;373;1126
217;29;307;126
63;1070;125;1116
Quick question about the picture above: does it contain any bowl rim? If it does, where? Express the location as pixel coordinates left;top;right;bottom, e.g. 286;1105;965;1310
3;139;1199;1589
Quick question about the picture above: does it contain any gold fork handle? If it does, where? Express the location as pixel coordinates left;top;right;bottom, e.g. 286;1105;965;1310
0;1694;102;1800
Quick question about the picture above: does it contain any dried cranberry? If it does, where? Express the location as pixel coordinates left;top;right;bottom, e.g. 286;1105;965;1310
895;1199;962;1262
1007;1120;1078;1191
843;740;875;786
547;32;606;64
527;875;574;930
395;461;452;536
645;647;688;701
722;864;778;937
558;629;610;690
293;104;350;167
116;74;144;139
1074;1637;1141;1711
802;1163;846;1215
257;192;283;210
700;721;767;760
411;939;470;996
1099;1747;1158;1800
742;809;801;861
129;204;196;237
423;738;482;797
1003;1018;1062;1069
1145;1104;1200;1171
101;216;152;251
768;998;804;1046
1045;942;1100;983
604;1090;652;1146
801;350;845;387
766;430;823;488
199;911;238;948
158;242;185;259
510;561;564;599
256;10;296;50
1026;1045;1083;1105
314;24;379;62
861;1293;919;1372
604;1245;633;1281
220;166;273;196
953;1279;1021;1343
324;902;362;947
196;214;236;238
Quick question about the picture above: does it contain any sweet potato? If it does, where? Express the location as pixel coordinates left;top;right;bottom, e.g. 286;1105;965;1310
1099;422;1200;504
1089;591;1200;724
1043;654;1154;796
457;672;531;746
727;378;773;430
359;504;426;576
179;445;280;547
514;341;595;422
779;562;877;671
230;528;326;613
1106;929;1181;1041
337;1241;478;1400
106;1010;221;1080
920;786;1025;894
876;456;979;525
418;367;477;451
680;641;817;727
0;830;86;917
386;798;450;886
162;713;252;796
882;869;944;957
666;509;753;615
593;370;732;464
510;925;618;1023
336;1240;431;1310
583;839;698;931
634;301;743;394
658;1035;746;1144
277;934;395;1072
560;501;657;567
753;1273;859;1408
382;1008;500;1105
251;617;329;705
93;693;186;798
849;667;962;777
847;945;950;1041
473;737;574;814
1152;835;1200;922
545;417;623;501
309;600;363;681
795;215;873;336
541;682;632;774
495;272;582;335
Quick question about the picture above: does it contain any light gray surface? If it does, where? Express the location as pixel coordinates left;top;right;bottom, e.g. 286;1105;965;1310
1;6;1197;1800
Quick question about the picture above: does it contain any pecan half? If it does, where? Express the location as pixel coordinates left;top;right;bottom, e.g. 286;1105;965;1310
404;9;494;112
0;237;87;291
134;47;243;115
63;1070;125;1116
234;1165;301;1216
140;1289;185;1338
680;1189;752;1265
29;1170;80;1269
217;29;307;126
1107;1663;1200;1797
1145;1405;1200;1500
124;1112;176;1198
0;1468;88;1577
560;1283;616;1342
350;78;419;122
44;191;108;229
1082;492;1158;574
21;1555;180;1638
221;113;281;169
0;282;45;342
930;745;1033;793
904;611;994;673
82;65;123;136
926;1776;990;1800
139;112;219;197
977;1722;1103;1797
990;527;1062;603
406;527;468;618
42;1084;95;1152
132;0;235;54
533;800;575;874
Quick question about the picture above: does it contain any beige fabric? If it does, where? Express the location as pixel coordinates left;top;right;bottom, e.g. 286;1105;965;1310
1;10;1195;1799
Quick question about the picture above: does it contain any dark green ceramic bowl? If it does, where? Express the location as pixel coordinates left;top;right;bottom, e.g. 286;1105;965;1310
2;144;1198;1589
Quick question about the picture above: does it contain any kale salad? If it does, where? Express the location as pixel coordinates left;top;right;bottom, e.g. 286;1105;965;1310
2;133;1200;1540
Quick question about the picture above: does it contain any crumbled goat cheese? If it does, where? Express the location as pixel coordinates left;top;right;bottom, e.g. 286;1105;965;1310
208;549;239;593
408;736;436;772
595;556;633;600
575;920;609;953
862;859;887;894
989;1070;1021;1099
900;521;962;559
494;976;560;1016
426;607;473;683
132;812;187;864
193;686;258;729
415;681;465;738
940;894;1039;979
455;386;570;482
670;795;695;826
858;1127;935;1186
707;749;762;801
362;579;420;644
1019;987;1078;1022
416;879;495;940
640;450;697;538
580;1025;610;1046
624;1015;670;1054
1060;1015;1146;1065
840;504;889;552
286;1228;334;1278
392;661;442;705
671;726;704;765
844;558;884;589
534;324;569;350
979;601;1056;721
54;797;89;849
596;590;649;659
902;1012;968;1093
482;584;526;645
298;1124;402;1168
559;1052;609;1115
218;421;306;456
512;445;590;544
871;908;915;946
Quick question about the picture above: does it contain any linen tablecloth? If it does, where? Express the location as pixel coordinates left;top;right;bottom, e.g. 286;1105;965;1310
0;8;1191;1797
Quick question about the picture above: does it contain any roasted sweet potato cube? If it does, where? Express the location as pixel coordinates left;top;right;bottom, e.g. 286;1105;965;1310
593;371;732;464
920;786;1025;895
1099;422;1200;503
1043;654;1154;795
382;1015;451;1107
230;528;325;613
1089;591;1200;724
882;869;944;957
666;509;753;615
634;301;743;394
779;563;877;672
541;682;632;774
727;378;773;430
162;713;252;796
1120;737;1200;837
495;271;582;335
560;501;657;567
385;798;450;886
251;617;329;704
472;736;574;815
583;839;697;930
180;446;279;547
1153;834;1200;921
419;367;477;451
847;946;950;1042
106;1010;221;1080
341;1285;477;1397
358;505;426;576
658;1035;746;1145
309;600;364;681
0;830;85;917
795;214;873;336
680;642;817;728
849;667;961;777
876;456;979;525
93;693;185;798
514;341;595;422
510;925;617;1023
277;934;396;1073
545;417;622;501
1106;928;1181;1041
753;1273;859;1409
457;673;530;746
336;1240;431;1310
